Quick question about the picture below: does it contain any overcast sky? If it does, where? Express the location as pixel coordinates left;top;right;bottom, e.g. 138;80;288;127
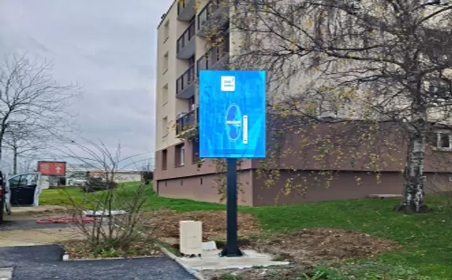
0;0;173;171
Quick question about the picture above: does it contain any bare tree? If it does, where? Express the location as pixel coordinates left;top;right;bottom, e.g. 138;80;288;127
222;0;452;213
3;122;49;174
58;138;154;257
0;54;78;162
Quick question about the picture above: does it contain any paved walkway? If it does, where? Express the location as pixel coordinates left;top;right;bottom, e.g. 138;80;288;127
0;207;195;279
0;211;83;247
0;245;196;280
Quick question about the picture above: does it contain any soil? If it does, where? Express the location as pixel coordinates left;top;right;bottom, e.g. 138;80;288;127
142;210;261;241
253;228;401;265
210;228;400;279
120;210;401;278
62;238;163;259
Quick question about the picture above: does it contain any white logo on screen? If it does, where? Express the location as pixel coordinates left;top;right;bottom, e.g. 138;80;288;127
221;76;235;91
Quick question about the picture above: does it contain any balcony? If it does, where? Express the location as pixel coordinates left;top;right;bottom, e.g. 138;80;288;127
176;107;199;136
196;36;230;75
177;0;196;21
177;21;196;59
176;65;196;99
197;0;229;37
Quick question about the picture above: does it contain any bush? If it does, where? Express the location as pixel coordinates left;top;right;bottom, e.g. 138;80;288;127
82;177;117;193
65;181;154;258
141;171;153;185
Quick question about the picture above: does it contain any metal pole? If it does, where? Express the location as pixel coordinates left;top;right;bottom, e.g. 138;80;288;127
220;158;243;257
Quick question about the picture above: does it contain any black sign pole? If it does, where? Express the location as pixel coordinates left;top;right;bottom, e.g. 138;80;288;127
220;158;243;257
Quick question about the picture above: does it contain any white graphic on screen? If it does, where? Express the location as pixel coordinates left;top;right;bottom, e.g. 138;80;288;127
242;115;248;144
221;76;235;92
225;104;242;141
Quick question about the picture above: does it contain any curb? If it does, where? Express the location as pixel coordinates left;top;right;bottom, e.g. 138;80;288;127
0;267;13;280
158;246;206;280
62;254;162;262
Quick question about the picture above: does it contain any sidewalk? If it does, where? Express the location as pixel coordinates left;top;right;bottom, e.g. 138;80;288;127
0;206;81;247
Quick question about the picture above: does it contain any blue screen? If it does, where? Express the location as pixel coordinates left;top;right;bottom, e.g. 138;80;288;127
199;70;266;158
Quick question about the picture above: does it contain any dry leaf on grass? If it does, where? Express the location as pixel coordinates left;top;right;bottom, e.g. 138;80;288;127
254;228;401;264
142;210;261;241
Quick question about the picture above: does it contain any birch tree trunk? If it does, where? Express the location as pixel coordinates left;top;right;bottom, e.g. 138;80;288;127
395;103;430;213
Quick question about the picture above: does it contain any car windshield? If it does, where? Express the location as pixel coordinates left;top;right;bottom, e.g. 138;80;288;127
9;174;38;185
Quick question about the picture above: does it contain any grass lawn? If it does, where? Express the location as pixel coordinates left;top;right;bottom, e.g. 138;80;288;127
40;182;452;278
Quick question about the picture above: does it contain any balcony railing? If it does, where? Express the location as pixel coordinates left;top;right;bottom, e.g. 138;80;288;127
176;65;196;95
177;21;196;54
176;107;199;135
197;0;228;32
178;0;196;21
177;0;187;15
196;36;230;75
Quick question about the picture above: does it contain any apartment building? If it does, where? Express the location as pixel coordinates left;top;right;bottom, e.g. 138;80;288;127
154;0;244;203
154;0;452;206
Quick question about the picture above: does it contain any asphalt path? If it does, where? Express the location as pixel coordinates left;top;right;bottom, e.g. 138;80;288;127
0;219;70;230
0;245;196;280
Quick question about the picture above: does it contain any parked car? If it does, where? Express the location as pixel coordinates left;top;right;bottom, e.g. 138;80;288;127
1;172;43;223
66;178;87;186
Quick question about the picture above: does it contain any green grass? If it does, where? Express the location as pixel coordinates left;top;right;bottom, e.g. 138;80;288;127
39;187;85;206
40;182;452;278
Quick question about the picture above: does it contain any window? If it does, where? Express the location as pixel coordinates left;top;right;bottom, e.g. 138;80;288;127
188;96;195;111
162;52;169;74
162;84;168;105
162;117;168;137
188;55;195;66
161;149;168;170
163;21;170;42
436;130;452;150
192;138;199;164
175;144;185;166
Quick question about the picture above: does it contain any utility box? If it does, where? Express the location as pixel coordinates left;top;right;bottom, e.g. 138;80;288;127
179;220;202;256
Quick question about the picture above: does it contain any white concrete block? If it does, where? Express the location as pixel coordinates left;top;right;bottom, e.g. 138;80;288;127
180;220;202;255
202;241;217;251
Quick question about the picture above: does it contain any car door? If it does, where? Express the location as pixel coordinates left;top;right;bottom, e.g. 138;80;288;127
7;172;42;207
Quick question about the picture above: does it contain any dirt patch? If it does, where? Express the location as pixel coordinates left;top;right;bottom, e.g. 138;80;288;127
62;238;163;259
254;228;401;265
143;210;261;241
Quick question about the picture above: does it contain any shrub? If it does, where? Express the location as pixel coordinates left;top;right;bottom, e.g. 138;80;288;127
82;177;117;193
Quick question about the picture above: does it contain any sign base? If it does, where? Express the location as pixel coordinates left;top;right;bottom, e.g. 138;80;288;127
220;247;243;257
220;158;243;257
